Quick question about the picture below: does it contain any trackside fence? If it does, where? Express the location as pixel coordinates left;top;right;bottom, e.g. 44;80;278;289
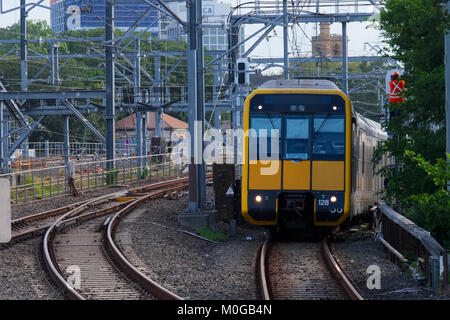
376;201;448;293
1;152;187;204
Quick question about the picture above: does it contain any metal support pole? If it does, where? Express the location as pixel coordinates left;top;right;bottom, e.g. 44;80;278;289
196;0;206;209
2;109;8;173
187;0;198;212
142;112;147;167
20;0;28;92
154;56;161;137
64;116;70;173
342;22;348;94
54;44;59;85
430;256;440;293
50;42;55;86
214;110;221;129
283;0;289;80
105;0;115;172
45;140;49;157
213;64;221;129
135;38;143;174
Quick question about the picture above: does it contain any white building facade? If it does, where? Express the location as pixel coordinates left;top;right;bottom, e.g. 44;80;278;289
159;0;244;53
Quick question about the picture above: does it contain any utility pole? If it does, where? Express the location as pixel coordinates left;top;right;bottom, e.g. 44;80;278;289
105;0;115;174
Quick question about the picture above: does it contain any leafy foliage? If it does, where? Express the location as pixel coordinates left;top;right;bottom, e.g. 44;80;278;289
404;151;450;248
373;0;449;204
0;20;196;143
373;0;450;247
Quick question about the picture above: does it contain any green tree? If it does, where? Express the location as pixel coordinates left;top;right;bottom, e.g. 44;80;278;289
374;0;449;205
404;151;450;248
0;21;192;143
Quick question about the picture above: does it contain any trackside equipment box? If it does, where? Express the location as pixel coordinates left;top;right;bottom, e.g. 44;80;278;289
0;179;11;243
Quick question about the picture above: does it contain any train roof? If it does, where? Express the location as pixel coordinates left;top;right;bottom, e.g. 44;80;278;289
258;79;341;91
354;112;387;140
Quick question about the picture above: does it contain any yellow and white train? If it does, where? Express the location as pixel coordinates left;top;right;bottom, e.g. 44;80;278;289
241;79;387;231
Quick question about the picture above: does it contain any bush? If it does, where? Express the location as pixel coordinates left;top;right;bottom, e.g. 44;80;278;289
404;151;450;248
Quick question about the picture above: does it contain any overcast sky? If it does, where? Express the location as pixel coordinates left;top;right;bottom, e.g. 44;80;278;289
0;0;384;59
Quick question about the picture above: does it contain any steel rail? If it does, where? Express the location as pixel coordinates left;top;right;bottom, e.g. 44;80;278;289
257;237;271;300
321;238;365;301
10;177;191;241
42;176;206;300
258;237;364;300
105;184;189;300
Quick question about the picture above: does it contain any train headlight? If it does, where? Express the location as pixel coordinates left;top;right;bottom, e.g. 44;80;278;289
255;195;262;203
332;106;338;111
330;196;337;203
257;105;263;110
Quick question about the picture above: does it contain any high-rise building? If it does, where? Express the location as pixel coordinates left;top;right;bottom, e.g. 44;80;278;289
50;0;159;35
159;0;244;54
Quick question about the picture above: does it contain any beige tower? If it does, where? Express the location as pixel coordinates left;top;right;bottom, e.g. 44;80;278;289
311;22;345;57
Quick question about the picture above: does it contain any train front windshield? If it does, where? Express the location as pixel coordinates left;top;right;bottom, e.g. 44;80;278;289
249;114;345;161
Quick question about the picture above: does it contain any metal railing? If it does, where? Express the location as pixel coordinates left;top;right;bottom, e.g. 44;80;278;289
14;141;139;158
1;152;187;204
376;201;447;293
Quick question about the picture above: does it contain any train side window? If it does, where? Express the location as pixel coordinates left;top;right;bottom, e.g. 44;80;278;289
249;115;282;160
284;116;310;160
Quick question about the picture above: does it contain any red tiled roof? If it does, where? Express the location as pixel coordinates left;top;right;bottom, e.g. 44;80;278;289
116;112;188;130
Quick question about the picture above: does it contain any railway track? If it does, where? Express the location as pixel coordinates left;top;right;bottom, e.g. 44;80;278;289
257;237;364;300
41;177;193;300
8;177;190;242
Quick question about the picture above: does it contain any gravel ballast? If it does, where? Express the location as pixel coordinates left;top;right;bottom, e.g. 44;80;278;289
0;238;65;300
115;190;267;300
331;227;449;300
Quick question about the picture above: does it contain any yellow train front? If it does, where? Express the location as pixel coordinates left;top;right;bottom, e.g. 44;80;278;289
241;79;385;231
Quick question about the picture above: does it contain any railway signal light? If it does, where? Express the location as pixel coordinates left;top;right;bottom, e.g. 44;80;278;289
235;58;249;85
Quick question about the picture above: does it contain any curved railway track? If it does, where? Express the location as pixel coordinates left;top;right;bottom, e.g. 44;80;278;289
257;237;364;300
41;177;194;300
8;177;190;242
